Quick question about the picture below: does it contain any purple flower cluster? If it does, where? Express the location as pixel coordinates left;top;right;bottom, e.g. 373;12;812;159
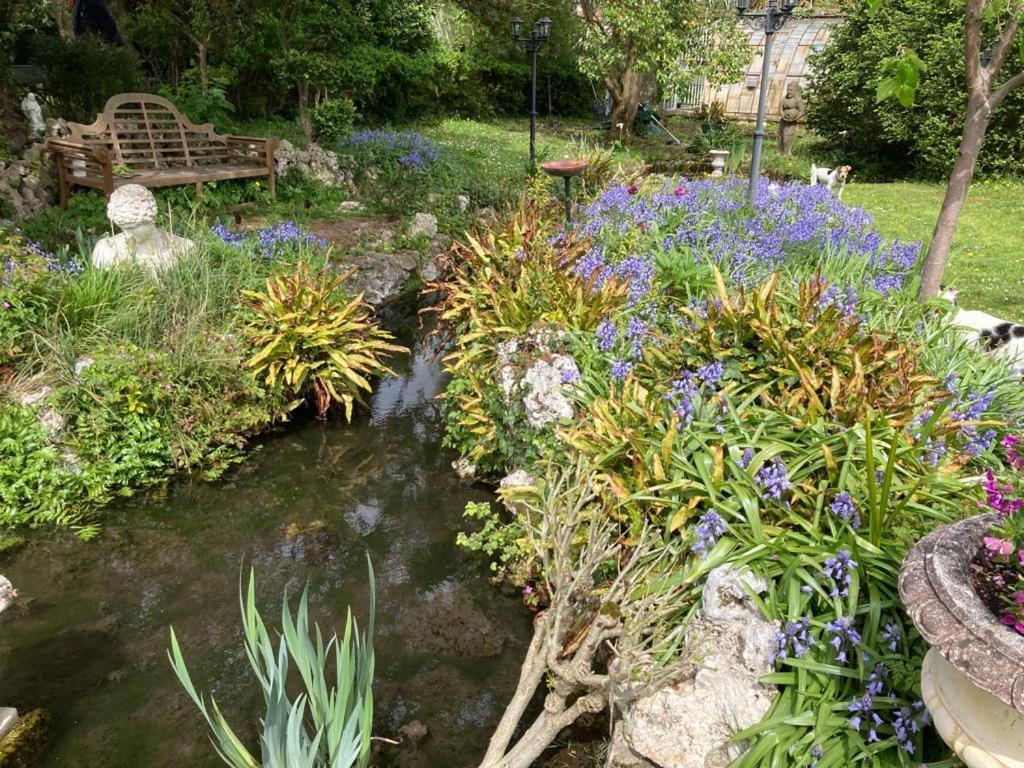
829;491;860;529
573;177;919;295
610;359;633;380
770;616;815;663
755;457;791;501
823;550;857;598
848;694;884;742
691;509;727;558
825;616;861;663
344;130;442;173
891;701;929;755
881;623;901;652
595;319;617;352
738;447;755;469
212;221;327;259
3;241;82;284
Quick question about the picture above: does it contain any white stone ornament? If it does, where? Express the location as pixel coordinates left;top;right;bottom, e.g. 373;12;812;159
91;184;194;272
21;92;45;134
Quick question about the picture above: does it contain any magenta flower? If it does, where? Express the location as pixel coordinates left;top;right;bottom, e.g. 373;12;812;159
1002;614;1024;635
627;185;639;195
984;470;1023;518
984;536;1015;557
674;186;687;197
1004;435;1024;470
1;301;9;309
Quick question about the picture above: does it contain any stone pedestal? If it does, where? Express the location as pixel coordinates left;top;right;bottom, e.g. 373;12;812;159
922;649;1024;767
0;707;17;741
709;150;730;178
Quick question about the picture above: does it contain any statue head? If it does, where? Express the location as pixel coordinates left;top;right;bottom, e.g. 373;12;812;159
784;81;802;100
107;184;158;236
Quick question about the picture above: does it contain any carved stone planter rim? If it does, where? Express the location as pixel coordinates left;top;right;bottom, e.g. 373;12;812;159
899;512;1024;713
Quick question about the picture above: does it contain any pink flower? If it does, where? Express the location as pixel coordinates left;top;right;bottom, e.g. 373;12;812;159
1;301;9;309
1002;614;1024;635
985;470;1023;518
522;585;534;595
1014;591;1024;607
984;536;1015;556
627;185;639;195
674;186;687;197
1004;435;1024;470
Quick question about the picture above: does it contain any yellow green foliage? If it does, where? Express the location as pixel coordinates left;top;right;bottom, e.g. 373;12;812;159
241;263;405;421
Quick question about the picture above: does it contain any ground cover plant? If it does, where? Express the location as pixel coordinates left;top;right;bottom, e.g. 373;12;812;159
0;224;399;536
437;177;1024;766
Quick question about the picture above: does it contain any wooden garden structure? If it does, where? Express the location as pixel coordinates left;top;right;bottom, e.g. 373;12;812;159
46;93;279;209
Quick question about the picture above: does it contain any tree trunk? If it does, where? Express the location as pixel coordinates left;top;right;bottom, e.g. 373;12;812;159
197;41;209;96
608;70;642;138
917;94;989;300
298;79;311;146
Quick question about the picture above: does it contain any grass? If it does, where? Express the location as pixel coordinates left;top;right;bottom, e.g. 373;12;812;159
845;179;1024;317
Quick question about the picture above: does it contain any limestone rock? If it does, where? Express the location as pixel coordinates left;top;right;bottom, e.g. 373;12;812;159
495;325;579;430
452;457;476;481
619;565;779;768
0;707;17;742
407;212;438;239
0;575;15;613
456;194;470;213
18;386;52;407
74;357;95;378
276;140;352;190
498;469;537;514
336;250;419;307
338;200;363;212
37;407;66;438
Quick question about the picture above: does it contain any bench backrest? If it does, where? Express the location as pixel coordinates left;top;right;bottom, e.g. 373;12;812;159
66;93;232;170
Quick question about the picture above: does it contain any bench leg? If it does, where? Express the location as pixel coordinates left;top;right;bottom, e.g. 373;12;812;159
268;171;276;199
195;181;203;199
58;170;69;212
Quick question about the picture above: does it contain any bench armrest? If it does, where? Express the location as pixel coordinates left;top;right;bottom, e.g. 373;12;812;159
46;139;114;192
225;135;280;168
46;139;112;165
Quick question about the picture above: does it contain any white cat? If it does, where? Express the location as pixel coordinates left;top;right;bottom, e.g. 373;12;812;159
942;288;1024;373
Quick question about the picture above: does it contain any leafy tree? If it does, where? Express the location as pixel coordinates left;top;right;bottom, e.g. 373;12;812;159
576;0;748;136
866;0;1024;299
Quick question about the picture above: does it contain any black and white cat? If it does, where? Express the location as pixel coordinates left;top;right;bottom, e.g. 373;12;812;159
942;288;1024;373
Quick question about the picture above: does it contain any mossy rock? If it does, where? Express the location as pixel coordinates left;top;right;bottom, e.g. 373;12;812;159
0;709;51;767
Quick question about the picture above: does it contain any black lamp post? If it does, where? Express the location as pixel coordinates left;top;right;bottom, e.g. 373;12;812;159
512;15;552;170
737;0;798;205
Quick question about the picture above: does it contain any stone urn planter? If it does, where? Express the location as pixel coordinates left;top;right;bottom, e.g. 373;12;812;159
899;513;1024;767
709;150;730;178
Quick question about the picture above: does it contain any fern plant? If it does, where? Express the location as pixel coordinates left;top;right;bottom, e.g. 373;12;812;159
241;263;405;420
168;562;376;768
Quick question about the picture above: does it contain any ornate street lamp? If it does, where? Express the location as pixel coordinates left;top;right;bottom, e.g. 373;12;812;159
512;15;553;170
737;0;798;204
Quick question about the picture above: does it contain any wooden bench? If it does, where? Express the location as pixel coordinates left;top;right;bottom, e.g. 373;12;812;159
47;93;279;210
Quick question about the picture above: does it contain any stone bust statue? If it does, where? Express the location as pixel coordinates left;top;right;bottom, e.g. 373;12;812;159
91;185;194;272
777;81;805;156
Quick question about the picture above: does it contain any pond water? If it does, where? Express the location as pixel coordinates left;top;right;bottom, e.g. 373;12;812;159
0;324;533;768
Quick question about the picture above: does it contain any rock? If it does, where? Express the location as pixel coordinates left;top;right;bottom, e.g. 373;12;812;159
18;385;52;407
91;185;193;272
618;565;779;768
407;212;438;239
398;720;428;749
495;325;579;430
419;259;440;284
338;200;363;212
498;470;537;514
276;140;351;190
403;580;505;658
0;575;15;613
608;722;657;768
337;250;420;307
456;194;470;213
37;407;66;437
74;357;95;378
452;457;476;481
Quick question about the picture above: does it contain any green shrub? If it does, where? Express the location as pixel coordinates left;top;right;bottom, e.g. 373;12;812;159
156;66;237;129
25;35;142;123
806;0;1024;179
310;97;358;146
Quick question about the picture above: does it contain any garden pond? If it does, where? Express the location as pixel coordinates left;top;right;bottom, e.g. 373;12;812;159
0;324;533;767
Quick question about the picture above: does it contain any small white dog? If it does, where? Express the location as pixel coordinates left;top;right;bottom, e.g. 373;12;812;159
810;164;851;198
942;288;1024;374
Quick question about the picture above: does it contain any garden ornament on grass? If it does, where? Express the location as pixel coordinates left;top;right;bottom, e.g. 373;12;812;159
777;81;804;156
91;184;194;273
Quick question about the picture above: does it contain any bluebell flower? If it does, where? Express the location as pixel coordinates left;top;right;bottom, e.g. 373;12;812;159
824;616;861;663
738;448;756;469
756;458;791;501
691;509;727;558
881;623;901;652
823;550;857;598
595;319;617;352
770;617;815;663
610;359;633;380
829;491;860;529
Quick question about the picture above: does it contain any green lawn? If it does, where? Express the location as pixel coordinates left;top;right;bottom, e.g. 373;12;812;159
845;180;1024;316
